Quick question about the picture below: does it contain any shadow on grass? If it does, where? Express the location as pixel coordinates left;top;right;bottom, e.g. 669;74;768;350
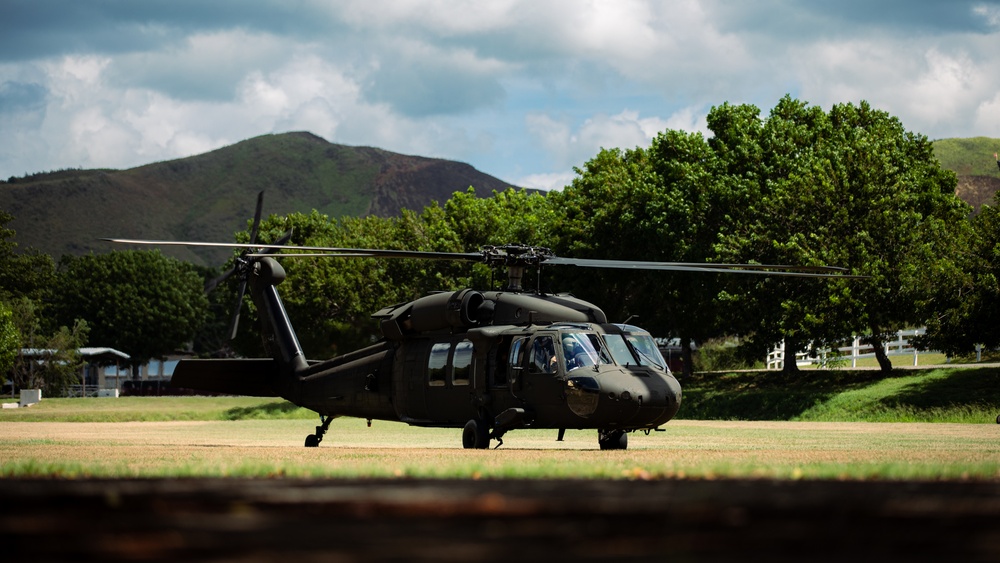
224;401;306;420
679;369;914;420
879;368;1000;411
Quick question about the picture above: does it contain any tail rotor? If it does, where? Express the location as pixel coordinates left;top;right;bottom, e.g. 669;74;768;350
202;192;292;341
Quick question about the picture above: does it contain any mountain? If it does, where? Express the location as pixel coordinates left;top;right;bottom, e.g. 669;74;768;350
0;132;521;266
2;133;997;267
932;137;1000;212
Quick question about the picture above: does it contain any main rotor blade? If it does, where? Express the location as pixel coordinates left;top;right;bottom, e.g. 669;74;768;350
542;257;863;278
247;252;376;258
101;238;485;260
102;238;863;278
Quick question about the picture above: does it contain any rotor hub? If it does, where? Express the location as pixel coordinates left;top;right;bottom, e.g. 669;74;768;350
480;245;554;291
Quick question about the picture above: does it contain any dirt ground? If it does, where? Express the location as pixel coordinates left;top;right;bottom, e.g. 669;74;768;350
3;477;999;562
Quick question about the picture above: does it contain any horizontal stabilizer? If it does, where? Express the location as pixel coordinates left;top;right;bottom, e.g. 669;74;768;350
170;359;280;397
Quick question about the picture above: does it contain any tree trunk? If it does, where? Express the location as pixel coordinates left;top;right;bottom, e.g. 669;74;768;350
869;335;894;372
782;338;801;374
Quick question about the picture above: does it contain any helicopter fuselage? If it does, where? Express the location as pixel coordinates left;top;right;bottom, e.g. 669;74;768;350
171;260;683;449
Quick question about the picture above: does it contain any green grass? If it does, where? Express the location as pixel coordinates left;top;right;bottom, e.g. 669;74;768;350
4;367;998;424
0;396;316;422
679;367;1000;423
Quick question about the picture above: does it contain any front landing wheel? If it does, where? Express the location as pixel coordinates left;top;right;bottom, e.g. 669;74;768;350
305;434;320;448
463;419;490;449
598;429;628;450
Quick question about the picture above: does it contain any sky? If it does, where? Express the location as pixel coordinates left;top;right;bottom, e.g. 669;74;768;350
2;1;999;191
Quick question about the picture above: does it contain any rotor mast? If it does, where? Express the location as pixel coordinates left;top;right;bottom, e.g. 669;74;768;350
480;245;554;292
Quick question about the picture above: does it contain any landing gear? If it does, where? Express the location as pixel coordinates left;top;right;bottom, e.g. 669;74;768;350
598;429;628;450
305;415;334;447
462;418;490;449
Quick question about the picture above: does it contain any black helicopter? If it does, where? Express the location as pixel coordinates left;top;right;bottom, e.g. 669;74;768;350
107;193;856;450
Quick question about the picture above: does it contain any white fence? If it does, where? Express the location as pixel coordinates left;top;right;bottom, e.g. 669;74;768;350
766;328;948;370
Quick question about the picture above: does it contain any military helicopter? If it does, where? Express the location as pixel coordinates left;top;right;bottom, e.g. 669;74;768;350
106;193;856;450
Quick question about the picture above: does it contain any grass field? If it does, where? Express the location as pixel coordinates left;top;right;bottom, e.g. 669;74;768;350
2;418;997;481
1;367;998;480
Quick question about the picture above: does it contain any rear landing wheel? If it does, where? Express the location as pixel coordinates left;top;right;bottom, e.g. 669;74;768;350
304;415;334;448
598;429;628;450
463;418;490;449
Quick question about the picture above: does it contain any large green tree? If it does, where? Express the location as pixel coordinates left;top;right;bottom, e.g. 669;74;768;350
711;97;968;371
0;210;55;305
51;250;208;373
550;137;733;376
920;198;1000;354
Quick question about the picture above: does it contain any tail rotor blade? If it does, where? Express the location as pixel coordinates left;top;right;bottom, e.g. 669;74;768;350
228;278;247;341
248;191;264;246
204;265;236;293
274;228;294;247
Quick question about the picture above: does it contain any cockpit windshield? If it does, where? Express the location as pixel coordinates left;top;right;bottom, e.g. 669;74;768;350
626;333;668;370
560;332;612;372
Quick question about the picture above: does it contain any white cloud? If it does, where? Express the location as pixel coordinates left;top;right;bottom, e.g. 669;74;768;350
517;171;576;192
525;107;707;176
975;93;1000;133
3;0;1000;184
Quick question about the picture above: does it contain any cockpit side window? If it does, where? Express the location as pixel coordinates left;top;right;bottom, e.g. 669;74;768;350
529;336;557;374
560;332;613;372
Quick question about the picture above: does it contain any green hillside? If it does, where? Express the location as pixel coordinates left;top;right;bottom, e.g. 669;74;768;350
933;137;1000;211
0;132;520;265
933;137;1000;177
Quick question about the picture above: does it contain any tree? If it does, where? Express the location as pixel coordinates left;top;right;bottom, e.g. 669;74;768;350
7;297;89;395
0;302;18;383
708;98;864;371
227;188;554;358
51;251;208;374
0;210;55;305
711;97;968;372
550;139;732;376
920;199;1000;355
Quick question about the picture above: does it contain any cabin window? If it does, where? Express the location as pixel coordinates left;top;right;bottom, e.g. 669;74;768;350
452;340;474;386
427;342;450;386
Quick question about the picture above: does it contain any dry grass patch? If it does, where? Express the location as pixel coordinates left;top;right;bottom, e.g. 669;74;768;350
2;418;997;480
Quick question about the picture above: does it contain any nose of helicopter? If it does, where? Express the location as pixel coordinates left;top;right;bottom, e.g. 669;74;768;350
565;369;681;425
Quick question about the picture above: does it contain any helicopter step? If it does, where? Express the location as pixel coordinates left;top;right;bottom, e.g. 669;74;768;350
462;408;530;450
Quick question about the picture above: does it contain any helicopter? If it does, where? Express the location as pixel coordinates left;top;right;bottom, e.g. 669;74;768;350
106;193;857;450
